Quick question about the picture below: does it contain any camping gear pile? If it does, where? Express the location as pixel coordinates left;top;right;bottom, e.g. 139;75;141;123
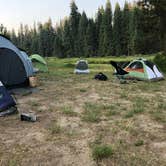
94;72;108;81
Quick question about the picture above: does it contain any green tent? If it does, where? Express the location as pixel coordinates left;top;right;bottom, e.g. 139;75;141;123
111;58;164;81
123;59;164;80
30;54;48;72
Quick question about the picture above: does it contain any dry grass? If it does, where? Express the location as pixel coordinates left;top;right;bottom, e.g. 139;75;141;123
0;57;165;166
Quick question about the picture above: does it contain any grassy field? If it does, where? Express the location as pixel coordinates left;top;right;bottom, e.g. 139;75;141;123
46;54;155;64
0;56;165;166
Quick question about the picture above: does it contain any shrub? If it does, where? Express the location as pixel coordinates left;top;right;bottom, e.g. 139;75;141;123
80;89;87;93
82;102;101;123
63;63;75;68
92;145;113;160
82;110;101;123
49;122;62;134
134;140;144;146
153;53;166;72
61;106;77;116
125;111;134;118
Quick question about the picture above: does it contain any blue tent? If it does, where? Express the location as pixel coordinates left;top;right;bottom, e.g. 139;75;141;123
0;35;34;86
20;51;34;76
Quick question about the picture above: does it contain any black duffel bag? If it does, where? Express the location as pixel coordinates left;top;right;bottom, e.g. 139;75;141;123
94;72;108;81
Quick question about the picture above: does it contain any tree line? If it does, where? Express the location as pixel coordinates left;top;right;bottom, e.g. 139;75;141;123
0;0;165;58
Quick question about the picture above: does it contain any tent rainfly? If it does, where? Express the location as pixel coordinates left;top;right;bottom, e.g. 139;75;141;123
30;54;48;72
74;60;90;74
0;35;34;86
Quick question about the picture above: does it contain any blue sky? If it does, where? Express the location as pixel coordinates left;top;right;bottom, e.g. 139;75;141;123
0;0;134;30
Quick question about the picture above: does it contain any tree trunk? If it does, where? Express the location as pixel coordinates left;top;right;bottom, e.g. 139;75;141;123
160;17;166;55
164;33;166;55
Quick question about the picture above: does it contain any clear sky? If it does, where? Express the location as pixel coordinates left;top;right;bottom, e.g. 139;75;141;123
0;0;133;30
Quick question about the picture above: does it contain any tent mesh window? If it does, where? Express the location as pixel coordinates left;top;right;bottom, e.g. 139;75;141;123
76;61;88;70
128;62;143;69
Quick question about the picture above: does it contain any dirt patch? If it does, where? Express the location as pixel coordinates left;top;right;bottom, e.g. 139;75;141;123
137;115;164;132
152;142;166;160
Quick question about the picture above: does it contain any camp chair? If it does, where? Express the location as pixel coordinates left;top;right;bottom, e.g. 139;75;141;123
110;61;128;76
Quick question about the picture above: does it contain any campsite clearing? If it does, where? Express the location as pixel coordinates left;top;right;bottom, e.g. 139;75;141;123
0;57;165;166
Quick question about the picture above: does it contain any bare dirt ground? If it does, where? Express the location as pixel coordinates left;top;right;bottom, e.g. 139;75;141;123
0;66;166;166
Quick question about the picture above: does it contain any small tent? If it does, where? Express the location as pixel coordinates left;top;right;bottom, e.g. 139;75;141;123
74;60;90;74
0;81;16;112
30;54;48;72
0;35;34;86
123;58;164;80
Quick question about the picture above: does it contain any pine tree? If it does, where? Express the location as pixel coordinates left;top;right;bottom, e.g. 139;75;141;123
113;3;122;56
78;11;88;57
138;0;166;54
38;23;46;56
54;28;64;58
97;6;105;56
23;25;32;53
128;6;137;55
84;19;96;57
38;19;55;57
31;22;39;54
121;2;130;55
132;5;160;54
95;6;104;56
0;24;10;38
103;0;113;56
132;7;145;54
63;20;73;57
70;0;81;56
10;29;18;46
17;23;24;49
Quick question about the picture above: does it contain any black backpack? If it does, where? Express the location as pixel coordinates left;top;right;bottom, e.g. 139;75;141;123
94;72;108;81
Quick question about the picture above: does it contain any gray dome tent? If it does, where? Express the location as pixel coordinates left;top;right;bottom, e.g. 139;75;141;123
74;60;90;74
0;35;34;86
